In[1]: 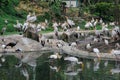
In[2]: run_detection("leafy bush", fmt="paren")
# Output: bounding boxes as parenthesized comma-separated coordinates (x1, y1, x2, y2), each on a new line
(0, 0, 20, 16)
(89, 2, 114, 21)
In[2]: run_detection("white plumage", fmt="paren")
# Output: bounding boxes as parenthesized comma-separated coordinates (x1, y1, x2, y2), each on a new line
(85, 21, 93, 29)
(110, 68, 120, 74)
(64, 56, 82, 64)
(71, 42, 77, 47)
(67, 18, 75, 27)
(104, 39, 109, 45)
(71, 42, 77, 50)
(86, 43, 91, 50)
(93, 48, 100, 58)
(93, 48, 100, 53)
(77, 26, 80, 31)
(49, 53, 61, 59)
(13, 20, 23, 29)
(115, 43, 120, 49)
(110, 49, 120, 55)
(27, 12, 37, 22)
(1, 57, 5, 62)
(99, 18, 103, 24)
(93, 19, 98, 27)
(2, 44, 6, 49)
(109, 22, 115, 26)
(22, 21, 29, 31)
(91, 17, 95, 23)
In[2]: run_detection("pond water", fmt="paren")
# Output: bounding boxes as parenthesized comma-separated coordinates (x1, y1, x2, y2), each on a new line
(0, 52, 120, 80)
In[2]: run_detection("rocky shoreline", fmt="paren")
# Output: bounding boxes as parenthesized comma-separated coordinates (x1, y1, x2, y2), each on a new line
(0, 33, 119, 61)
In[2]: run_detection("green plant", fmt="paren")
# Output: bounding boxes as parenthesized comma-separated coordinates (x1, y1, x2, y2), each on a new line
(89, 2, 114, 21)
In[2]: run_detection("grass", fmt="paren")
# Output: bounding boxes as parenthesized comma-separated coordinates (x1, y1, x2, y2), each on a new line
(0, 14, 25, 32)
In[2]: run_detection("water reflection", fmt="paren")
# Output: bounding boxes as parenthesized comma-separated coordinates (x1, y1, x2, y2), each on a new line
(0, 52, 120, 80)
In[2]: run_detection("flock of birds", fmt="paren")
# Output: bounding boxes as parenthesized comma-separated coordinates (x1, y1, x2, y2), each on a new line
(0, 11, 120, 78)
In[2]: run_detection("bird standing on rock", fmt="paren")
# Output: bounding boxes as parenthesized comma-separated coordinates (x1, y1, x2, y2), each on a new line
(93, 48, 101, 60)
(86, 43, 92, 51)
(5, 41, 18, 48)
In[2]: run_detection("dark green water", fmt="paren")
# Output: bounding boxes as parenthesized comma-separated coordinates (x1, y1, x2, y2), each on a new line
(0, 52, 120, 80)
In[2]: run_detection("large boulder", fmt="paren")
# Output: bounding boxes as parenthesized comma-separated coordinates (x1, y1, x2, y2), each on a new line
(23, 27, 39, 42)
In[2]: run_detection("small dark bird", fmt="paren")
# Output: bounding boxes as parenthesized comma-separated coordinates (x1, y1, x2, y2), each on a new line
(5, 41, 18, 48)
(15, 48, 22, 52)
(41, 40, 45, 47)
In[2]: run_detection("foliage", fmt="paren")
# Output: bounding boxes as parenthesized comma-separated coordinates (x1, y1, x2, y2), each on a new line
(37, 1, 49, 9)
(0, 0, 26, 33)
(0, 0, 20, 16)
(49, 0, 62, 21)
(89, 2, 114, 21)
(113, 5, 120, 24)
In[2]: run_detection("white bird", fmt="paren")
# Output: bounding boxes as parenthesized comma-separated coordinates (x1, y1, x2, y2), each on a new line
(99, 18, 103, 24)
(115, 43, 120, 49)
(91, 17, 95, 23)
(57, 42, 63, 49)
(49, 53, 62, 59)
(66, 18, 75, 27)
(5, 20, 8, 25)
(104, 39, 109, 45)
(2, 44, 6, 49)
(71, 42, 77, 50)
(45, 19, 48, 24)
(13, 20, 23, 29)
(64, 56, 83, 64)
(86, 43, 92, 50)
(93, 48, 100, 58)
(77, 26, 80, 31)
(109, 22, 115, 26)
(27, 12, 37, 23)
(1, 57, 5, 62)
(22, 21, 29, 31)
(93, 38, 99, 42)
(85, 21, 93, 29)
(27, 12, 32, 20)
(110, 68, 120, 74)
(53, 22, 58, 28)
(61, 21, 68, 29)
(93, 19, 98, 27)
(110, 49, 120, 55)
